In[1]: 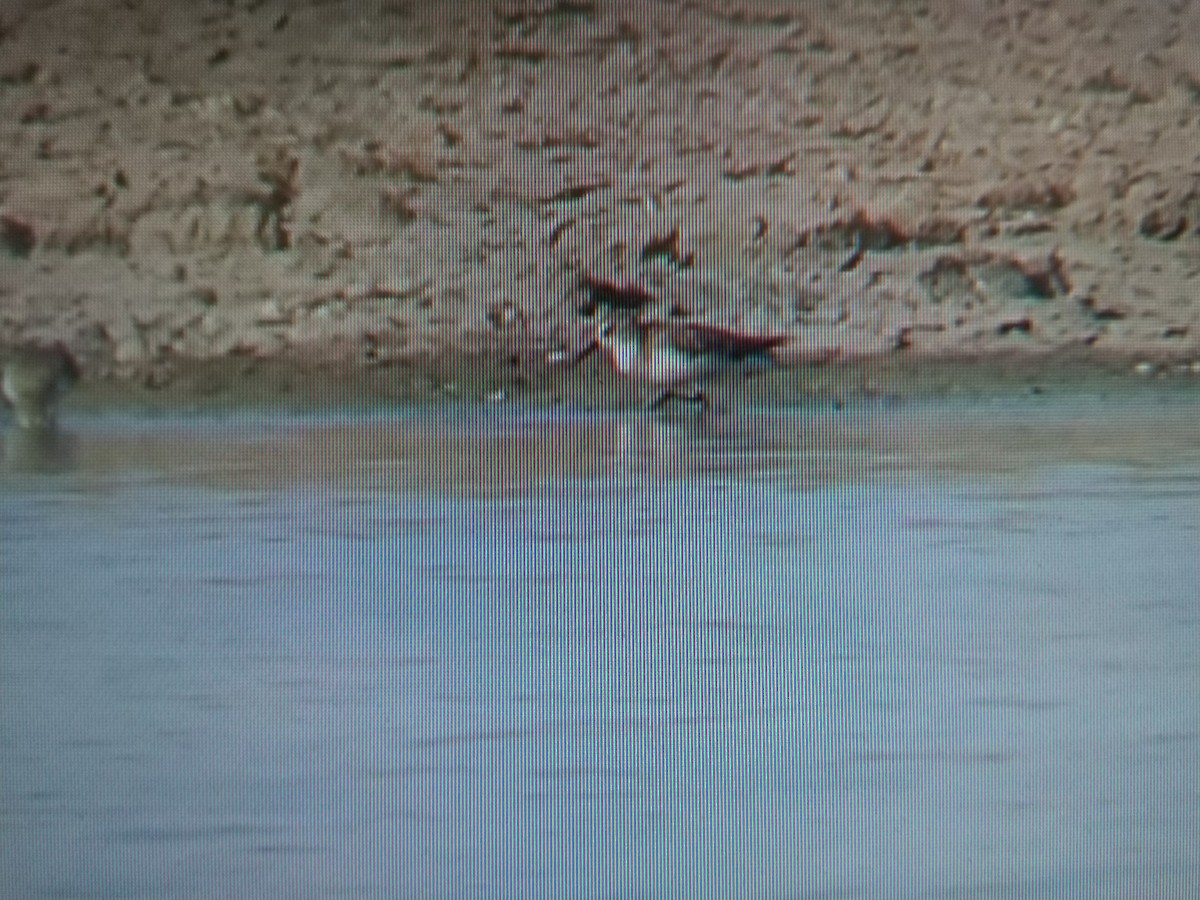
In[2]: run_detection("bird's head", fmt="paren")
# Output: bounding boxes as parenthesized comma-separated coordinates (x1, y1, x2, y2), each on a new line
(570, 277, 652, 368)
(577, 276, 654, 317)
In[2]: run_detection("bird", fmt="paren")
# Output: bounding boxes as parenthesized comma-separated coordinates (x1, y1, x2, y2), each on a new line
(571, 277, 789, 409)
(1, 342, 81, 431)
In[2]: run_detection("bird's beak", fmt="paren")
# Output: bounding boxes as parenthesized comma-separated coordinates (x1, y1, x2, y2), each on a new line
(568, 340, 599, 369)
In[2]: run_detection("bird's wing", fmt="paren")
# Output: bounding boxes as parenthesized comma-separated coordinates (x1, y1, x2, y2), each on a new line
(671, 321, 790, 359)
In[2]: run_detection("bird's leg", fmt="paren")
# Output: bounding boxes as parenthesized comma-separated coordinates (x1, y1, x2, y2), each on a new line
(567, 340, 599, 370)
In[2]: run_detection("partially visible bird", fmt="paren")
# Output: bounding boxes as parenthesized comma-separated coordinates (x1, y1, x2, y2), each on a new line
(1, 342, 81, 430)
(571, 277, 788, 409)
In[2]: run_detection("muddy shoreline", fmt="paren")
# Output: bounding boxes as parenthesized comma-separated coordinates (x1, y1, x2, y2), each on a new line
(3, 0, 1200, 394)
(51, 345, 1199, 419)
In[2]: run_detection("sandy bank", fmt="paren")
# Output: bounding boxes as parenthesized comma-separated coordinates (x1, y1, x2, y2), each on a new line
(2, 0, 1199, 399)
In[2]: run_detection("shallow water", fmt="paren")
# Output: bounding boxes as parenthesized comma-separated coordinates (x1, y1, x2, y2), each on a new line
(2, 399, 1199, 898)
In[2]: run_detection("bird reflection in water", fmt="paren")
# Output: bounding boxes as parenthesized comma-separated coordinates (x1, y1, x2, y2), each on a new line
(1, 425, 77, 473)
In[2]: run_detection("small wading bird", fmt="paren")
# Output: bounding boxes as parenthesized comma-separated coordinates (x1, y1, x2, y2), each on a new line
(1, 342, 81, 430)
(571, 277, 789, 409)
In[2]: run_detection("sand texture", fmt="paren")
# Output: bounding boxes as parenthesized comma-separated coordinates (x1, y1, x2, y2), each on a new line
(1, 0, 1199, 393)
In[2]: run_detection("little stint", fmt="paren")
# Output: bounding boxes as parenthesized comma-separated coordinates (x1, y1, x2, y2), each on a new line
(1, 342, 81, 430)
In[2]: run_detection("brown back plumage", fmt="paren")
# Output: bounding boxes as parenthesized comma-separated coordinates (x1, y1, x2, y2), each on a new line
(661, 321, 789, 360)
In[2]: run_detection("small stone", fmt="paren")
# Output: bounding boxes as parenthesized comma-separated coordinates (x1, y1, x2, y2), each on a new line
(256, 300, 286, 323)
(113, 336, 146, 363)
(0, 214, 37, 256)
(1133, 361, 1157, 376)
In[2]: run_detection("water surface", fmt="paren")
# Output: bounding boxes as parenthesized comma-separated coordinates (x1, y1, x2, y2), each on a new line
(2, 399, 1198, 898)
